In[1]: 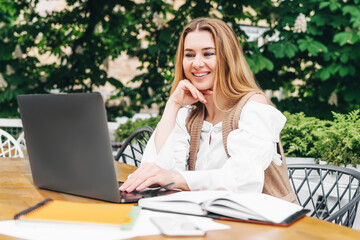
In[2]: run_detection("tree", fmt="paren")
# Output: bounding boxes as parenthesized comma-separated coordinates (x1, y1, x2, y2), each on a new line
(0, 0, 140, 119)
(260, 0, 360, 119)
(1, 0, 358, 120)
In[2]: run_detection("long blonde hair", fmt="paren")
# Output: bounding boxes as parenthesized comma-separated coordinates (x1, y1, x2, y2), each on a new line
(171, 17, 263, 110)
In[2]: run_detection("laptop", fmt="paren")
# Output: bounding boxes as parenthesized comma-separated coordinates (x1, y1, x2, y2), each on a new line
(17, 93, 175, 203)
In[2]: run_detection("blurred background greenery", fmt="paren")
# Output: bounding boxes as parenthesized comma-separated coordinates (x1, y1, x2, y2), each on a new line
(1, 0, 359, 120)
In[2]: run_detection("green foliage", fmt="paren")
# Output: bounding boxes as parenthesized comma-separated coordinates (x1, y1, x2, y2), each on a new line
(114, 116, 160, 142)
(282, 110, 360, 167)
(281, 112, 328, 158)
(0, 0, 140, 119)
(113, 0, 274, 116)
(273, 97, 341, 120)
(261, 0, 360, 117)
(313, 110, 360, 167)
(1, 0, 359, 121)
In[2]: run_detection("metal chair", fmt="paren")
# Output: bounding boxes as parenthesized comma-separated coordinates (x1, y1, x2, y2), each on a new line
(114, 126, 154, 166)
(0, 129, 25, 158)
(288, 164, 360, 227)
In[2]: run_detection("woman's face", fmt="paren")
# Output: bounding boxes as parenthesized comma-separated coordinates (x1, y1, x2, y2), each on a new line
(183, 30, 216, 91)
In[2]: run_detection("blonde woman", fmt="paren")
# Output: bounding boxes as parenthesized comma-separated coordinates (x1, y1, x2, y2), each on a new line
(120, 18, 296, 202)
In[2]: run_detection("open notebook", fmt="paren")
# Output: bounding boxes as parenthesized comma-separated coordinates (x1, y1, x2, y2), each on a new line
(139, 191, 309, 226)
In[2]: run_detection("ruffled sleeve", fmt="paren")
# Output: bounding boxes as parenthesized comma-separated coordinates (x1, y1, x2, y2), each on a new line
(179, 101, 287, 193)
(141, 107, 191, 171)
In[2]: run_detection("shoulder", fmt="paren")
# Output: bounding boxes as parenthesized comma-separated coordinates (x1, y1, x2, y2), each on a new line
(248, 93, 269, 105)
(235, 101, 286, 141)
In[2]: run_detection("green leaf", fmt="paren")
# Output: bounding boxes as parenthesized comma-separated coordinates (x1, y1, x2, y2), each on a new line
(260, 56, 274, 71)
(350, 33, 359, 43)
(340, 54, 349, 63)
(329, 2, 341, 12)
(148, 44, 158, 55)
(268, 43, 285, 58)
(311, 15, 326, 27)
(319, 2, 330, 9)
(312, 41, 328, 53)
(333, 32, 351, 46)
(342, 6, 359, 16)
(339, 66, 349, 77)
(284, 43, 298, 58)
(297, 38, 326, 56)
(108, 77, 124, 88)
(319, 68, 331, 81)
(297, 39, 308, 52)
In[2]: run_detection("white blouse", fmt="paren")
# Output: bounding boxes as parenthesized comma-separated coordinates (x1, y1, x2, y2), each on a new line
(141, 101, 287, 194)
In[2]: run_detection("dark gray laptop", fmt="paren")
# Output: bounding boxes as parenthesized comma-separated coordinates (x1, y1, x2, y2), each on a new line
(18, 93, 176, 203)
(18, 93, 123, 202)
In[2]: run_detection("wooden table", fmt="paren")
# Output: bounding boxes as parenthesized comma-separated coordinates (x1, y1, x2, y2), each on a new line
(1, 157, 360, 240)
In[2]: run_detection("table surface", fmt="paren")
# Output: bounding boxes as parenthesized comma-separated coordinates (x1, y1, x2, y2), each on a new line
(1, 157, 360, 240)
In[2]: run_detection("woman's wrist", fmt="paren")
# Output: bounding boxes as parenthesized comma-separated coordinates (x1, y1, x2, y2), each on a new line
(172, 171, 190, 191)
(166, 97, 183, 110)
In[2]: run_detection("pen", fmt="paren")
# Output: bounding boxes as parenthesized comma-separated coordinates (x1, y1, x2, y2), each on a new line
(149, 182, 175, 197)
(160, 182, 175, 190)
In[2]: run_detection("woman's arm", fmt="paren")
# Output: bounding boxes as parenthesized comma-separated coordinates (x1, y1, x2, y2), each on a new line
(154, 80, 211, 153)
(120, 80, 212, 192)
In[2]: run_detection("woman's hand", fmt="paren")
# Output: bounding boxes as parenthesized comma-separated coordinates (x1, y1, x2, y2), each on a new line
(169, 80, 213, 108)
(119, 163, 190, 192)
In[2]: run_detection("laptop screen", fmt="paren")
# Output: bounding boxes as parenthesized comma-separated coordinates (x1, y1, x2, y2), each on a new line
(18, 93, 121, 202)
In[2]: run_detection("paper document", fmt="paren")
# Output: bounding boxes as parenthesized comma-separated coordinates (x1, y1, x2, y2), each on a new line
(0, 210, 229, 240)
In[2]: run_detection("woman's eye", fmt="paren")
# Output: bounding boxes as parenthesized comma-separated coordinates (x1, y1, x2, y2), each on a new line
(204, 52, 215, 57)
(185, 53, 195, 58)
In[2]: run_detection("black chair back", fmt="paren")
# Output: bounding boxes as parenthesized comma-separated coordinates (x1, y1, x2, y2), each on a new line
(288, 164, 360, 227)
(114, 126, 154, 166)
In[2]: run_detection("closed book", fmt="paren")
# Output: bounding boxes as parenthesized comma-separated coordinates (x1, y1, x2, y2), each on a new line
(14, 199, 141, 230)
(138, 191, 309, 226)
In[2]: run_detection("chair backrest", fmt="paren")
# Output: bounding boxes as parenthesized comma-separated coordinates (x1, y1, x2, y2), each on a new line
(17, 131, 26, 148)
(288, 164, 360, 227)
(0, 129, 25, 158)
(114, 126, 154, 166)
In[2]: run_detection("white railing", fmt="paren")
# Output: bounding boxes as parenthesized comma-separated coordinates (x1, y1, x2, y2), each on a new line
(0, 118, 122, 149)
(0, 113, 155, 153)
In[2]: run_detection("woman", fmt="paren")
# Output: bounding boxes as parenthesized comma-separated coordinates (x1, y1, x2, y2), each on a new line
(120, 17, 296, 202)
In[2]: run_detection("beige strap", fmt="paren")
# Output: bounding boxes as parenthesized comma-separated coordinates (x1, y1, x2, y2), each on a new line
(186, 105, 205, 171)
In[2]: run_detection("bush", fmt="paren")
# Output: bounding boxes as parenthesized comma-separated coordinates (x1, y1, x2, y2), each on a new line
(282, 110, 360, 167)
(115, 111, 360, 167)
(281, 112, 329, 158)
(114, 116, 161, 142)
(312, 110, 360, 167)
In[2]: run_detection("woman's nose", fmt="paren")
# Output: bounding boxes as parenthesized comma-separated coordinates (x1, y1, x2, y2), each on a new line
(193, 55, 204, 68)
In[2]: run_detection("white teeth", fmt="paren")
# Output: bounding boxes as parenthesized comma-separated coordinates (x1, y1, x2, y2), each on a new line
(194, 73, 207, 77)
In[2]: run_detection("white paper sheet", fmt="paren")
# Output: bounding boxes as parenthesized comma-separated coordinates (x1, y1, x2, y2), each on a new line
(0, 210, 230, 240)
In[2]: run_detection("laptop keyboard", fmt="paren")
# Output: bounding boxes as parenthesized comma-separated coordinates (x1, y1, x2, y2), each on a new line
(117, 181, 179, 203)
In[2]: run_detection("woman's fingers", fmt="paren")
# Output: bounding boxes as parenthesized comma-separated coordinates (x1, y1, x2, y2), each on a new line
(119, 163, 175, 192)
(201, 89, 213, 97)
(178, 80, 207, 104)
(119, 164, 151, 191)
(120, 163, 162, 192)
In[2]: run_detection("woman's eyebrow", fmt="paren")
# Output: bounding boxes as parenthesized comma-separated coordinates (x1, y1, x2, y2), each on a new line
(202, 47, 215, 50)
(184, 47, 215, 51)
